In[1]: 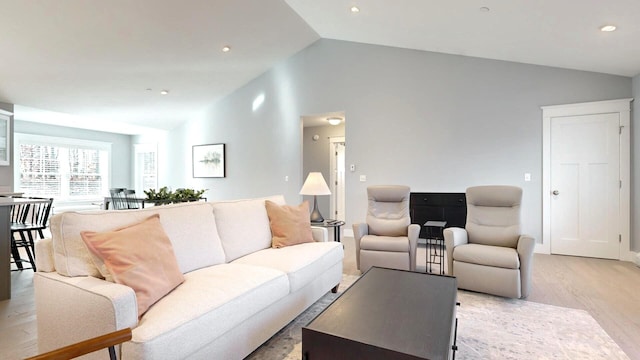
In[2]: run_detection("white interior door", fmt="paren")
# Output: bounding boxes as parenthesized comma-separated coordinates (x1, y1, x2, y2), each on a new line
(329, 137, 345, 221)
(550, 113, 620, 259)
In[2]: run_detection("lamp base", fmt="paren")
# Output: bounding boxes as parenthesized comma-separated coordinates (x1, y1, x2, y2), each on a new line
(309, 195, 325, 223)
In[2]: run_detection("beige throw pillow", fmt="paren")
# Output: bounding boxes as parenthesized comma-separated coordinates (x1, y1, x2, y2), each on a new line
(265, 200, 314, 248)
(80, 214, 185, 317)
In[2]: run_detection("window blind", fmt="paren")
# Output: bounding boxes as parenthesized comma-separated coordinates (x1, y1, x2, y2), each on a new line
(15, 134, 111, 201)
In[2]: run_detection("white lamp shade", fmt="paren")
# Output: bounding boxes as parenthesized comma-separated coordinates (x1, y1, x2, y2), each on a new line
(300, 172, 331, 195)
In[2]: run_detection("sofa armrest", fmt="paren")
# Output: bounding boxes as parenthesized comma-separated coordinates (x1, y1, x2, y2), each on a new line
(517, 234, 536, 298)
(34, 272, 138, 355)
(35, 237, 55, 273)
(443, 227, 468, 276)
(310, 226, 329, 242)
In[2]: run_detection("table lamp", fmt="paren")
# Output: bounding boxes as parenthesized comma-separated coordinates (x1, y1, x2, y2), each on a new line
(300, 172, 331, 223)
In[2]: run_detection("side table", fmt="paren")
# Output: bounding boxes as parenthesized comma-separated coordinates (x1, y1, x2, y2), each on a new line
(424, 221, 447, 275)
(312, 219, 345, 242)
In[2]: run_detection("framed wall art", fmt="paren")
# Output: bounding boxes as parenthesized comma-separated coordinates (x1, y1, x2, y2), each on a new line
(193, 143, 225, 178)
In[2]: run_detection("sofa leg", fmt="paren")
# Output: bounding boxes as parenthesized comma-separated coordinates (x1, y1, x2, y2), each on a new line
(331, 285, 339, 293)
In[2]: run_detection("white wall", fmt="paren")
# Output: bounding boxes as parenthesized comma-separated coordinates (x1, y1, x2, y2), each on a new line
(164, 39, 633, 250)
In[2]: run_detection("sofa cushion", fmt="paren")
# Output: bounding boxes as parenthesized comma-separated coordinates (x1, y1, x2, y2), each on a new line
(232, 242, 343, 293)
(453, 243, 520, 269)
(81, 214, 185, 316)
(51, 202, 225, 277)
(265, 200, 314, 248)
(127, 263, 289, 359)
(211, 195, 286, 262)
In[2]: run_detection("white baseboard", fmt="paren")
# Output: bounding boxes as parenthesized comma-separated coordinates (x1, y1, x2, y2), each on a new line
(633, 252, 640, 267)
(534, 242, 550, 254)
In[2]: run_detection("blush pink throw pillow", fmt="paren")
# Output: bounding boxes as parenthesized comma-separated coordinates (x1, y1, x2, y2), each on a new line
(80, 214, 184, 316)
(265, 200, 314, 248)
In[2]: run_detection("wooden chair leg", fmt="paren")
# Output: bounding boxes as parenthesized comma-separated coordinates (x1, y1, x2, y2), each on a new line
(25, 231, 37, 271)
(19, 230, 36, 271)
(10, 237, 24, 270)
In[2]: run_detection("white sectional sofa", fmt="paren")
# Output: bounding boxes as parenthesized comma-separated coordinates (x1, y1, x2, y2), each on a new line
(34, 195, 344, 359)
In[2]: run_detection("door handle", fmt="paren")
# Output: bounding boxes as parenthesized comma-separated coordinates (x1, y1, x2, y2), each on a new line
(552, 190, 559, 195)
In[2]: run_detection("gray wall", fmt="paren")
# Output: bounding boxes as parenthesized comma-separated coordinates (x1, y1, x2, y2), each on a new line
(162, 62, 309, 202)
(14, 120, 133, 190)
(164, 39, 634, 250)
(303, 123, 345, 218)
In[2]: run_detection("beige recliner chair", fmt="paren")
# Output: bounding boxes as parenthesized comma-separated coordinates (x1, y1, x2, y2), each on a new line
(444, 185, 535, 298)
(353, 185, 420, 273)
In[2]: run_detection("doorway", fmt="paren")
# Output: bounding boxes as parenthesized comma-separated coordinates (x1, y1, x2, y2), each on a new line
(329, 137, 346, 221)
(541, 99, 631, 260)
(301, 112, 346, 225)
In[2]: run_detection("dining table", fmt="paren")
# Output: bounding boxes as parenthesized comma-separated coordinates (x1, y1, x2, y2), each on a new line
(1, 197, 51, 300)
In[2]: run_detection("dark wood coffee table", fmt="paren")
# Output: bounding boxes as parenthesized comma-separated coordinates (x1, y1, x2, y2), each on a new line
(302, 267, 458, 360)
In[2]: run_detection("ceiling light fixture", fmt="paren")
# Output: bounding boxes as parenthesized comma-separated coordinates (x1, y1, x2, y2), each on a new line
(222, 45, 231, 52)
(160, 90, 169, 95)
(600, 25, 617, 32)
(350, 6, 360, 13)
(327, 117, 342, 126)
(479, 6, 490, 12)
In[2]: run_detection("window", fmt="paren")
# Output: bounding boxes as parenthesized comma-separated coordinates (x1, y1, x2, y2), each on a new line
(134, 143, 158, 195)
(14, 134, 111, 202)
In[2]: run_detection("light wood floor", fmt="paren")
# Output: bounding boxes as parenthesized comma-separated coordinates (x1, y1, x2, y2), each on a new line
(2, 238, 639, 359)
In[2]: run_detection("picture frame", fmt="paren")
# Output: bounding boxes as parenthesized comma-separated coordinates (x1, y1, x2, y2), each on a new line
(192, 143, 225, 178)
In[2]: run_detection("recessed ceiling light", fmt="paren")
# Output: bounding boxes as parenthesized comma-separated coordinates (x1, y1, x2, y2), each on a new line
(222, 45, 231, 52)
(350, 6, 360, 13)
(160, 90, 169, 95)
(600, 25, 617, 32)
(479, 6, 490, 12)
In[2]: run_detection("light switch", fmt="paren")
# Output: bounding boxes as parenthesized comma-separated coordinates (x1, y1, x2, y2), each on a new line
(524, 173, 531, 182)
(359, 175, 367, 182)
(284, 176, 289, 182)
(350, 164, 356, 172)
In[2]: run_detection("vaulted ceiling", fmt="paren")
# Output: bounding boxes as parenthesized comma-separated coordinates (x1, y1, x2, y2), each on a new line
(1, 0, 638, 133)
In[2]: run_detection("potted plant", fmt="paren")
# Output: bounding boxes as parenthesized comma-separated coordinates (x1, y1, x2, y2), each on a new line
(144, 187, 207, 205)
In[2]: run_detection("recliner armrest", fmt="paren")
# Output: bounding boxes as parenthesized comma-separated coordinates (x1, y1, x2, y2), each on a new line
(517, 234, 536, 298)
(352, 223, 369, 242)
(444, 227, 468, 248)
(516, 234, 535, 257)
(408, 224, 420, 271)
(352, 223, 369, 270)
(443, 227, 468, 275)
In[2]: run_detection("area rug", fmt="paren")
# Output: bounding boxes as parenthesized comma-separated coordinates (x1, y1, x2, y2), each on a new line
(246, 274, 629, 360)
